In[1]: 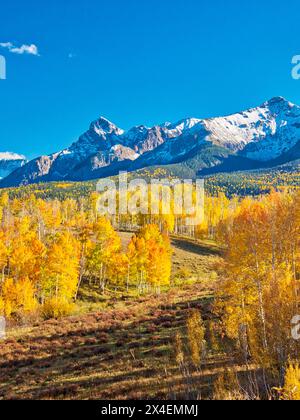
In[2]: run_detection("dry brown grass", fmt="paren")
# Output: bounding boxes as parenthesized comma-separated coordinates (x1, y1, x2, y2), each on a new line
(0, 237, 255, 400)
(0, 285, 214, 400)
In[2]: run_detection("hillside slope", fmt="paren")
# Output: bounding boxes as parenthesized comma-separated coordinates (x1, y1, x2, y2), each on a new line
(0, 238, 224, 400)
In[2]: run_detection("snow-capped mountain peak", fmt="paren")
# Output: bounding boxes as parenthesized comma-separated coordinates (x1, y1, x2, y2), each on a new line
(123, 125, 150, 142)
(90, 116, 124, 137)
(262, 96, 296, 111)
(0, 152, 26, 179)
(166, 118, 202, 131)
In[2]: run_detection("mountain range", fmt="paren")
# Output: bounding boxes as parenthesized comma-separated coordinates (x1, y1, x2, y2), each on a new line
(1, 96, 300, 187)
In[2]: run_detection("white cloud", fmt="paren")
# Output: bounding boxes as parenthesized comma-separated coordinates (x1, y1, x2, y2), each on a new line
(0, 42, 40, 56)
(10, 44, 39, 55)
(0, 42, 13, 49)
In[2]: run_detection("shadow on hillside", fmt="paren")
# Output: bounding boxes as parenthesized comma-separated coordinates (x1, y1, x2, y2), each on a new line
(171, 237, 222, 257)
(0, 293, 225, 400)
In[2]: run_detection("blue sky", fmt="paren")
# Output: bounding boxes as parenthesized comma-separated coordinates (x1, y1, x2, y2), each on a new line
(0, 0, 300, 159)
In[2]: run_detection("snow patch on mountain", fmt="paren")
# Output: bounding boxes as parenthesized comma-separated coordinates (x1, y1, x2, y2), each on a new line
(0, 152, 26, 161)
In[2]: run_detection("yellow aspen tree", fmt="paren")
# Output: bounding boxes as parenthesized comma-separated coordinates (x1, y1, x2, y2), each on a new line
(42, 231, 80, 302)
(87, 217, 121, 293)
(130, 225, 172, 293)
(277, 363, 300, 400)
(0, 277, 37, 318)
(0, 233, 8, 283)
(187, 309, 206, 367)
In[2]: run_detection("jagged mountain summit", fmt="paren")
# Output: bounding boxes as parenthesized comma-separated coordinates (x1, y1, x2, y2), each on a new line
(0, 153, 26, 179)
(1, 96, 300, 187)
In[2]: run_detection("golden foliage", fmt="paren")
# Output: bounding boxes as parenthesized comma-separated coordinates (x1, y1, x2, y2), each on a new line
(186, 309, 206, 367)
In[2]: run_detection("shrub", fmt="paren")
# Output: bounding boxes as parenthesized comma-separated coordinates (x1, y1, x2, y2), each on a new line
(0, 278, 38, 319)
(276, 363, 300, 400)
(41, 298, 75, 320)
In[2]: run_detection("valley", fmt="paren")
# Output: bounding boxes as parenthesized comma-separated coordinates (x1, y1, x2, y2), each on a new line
(0, 181, 299, 400)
